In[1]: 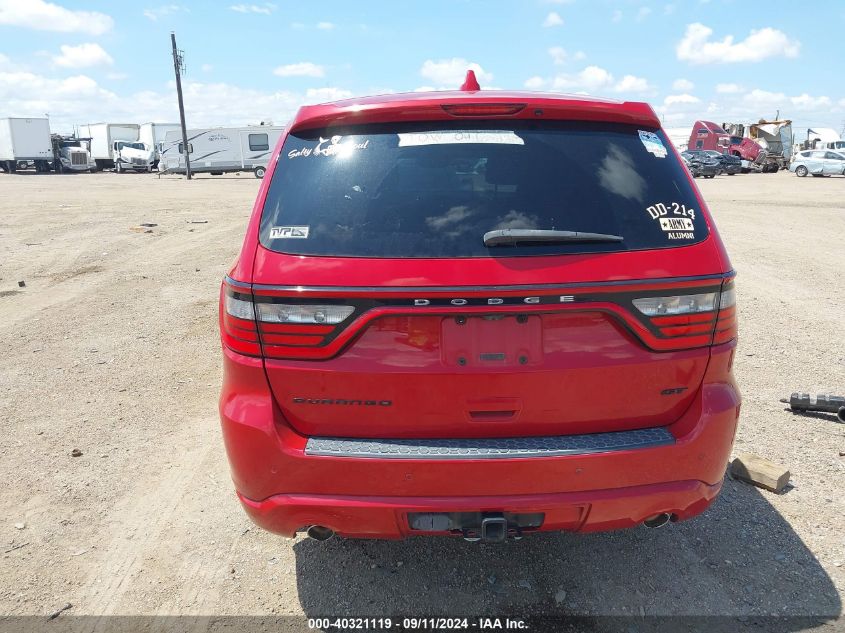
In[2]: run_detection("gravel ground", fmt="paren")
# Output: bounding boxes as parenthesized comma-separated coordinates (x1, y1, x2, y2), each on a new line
(0, 171, 843, 631)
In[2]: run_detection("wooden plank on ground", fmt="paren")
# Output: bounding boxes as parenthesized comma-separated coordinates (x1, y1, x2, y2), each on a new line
(730, 453, 790, 493)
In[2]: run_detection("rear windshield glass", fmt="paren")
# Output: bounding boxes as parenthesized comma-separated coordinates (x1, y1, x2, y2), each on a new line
(260, 121, 708, 258)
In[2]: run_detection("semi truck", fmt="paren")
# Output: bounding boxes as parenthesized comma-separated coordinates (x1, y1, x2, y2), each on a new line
(688, 120, 771, 173)
(743, 120, 793, 171)
(0, 117, 53, 173)
(79, 123, 155, 172)
(50, 135, 96, 173)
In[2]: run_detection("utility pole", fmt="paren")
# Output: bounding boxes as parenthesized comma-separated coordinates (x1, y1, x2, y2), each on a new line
(170, 32, 192, 180)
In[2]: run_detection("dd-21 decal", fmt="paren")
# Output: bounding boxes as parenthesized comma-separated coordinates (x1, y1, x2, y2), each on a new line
(646, 202, 696, 240)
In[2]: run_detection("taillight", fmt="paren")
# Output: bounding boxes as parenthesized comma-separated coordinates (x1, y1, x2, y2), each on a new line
(220, 285, 261, 357)
(254, 301, 354, 358)
(254, 303, 353, 325)
(712, 280, 737, 344)
(631, 280, 736, 349)
(221, 282, 356, 359)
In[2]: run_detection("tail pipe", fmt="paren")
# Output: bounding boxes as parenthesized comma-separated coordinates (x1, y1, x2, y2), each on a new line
(643, 513, 672, 529)
(306, 525, 335, 541)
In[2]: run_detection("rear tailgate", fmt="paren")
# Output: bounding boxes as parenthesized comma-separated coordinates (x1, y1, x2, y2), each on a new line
(262, 306, 711, 439)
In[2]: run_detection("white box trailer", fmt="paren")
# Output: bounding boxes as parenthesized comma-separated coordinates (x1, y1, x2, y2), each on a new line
(159, 125, 285, 178)
(79, 123, 140, 170)
(139, 122, 180, 166)
(0, 117, 53, 173)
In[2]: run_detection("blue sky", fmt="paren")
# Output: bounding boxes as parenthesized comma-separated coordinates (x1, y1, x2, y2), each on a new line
(1, 0, 844, 139)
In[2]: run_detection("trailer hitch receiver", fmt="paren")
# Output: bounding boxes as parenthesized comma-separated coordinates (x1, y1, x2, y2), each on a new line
(480, 516, 508, 543)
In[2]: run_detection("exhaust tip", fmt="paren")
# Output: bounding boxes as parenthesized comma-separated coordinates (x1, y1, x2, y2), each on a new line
(643, 513, 672, 529)
(306, 525, 335, 541)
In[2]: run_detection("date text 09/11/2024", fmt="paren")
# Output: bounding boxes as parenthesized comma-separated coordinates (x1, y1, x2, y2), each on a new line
(306, 617, 529, 630)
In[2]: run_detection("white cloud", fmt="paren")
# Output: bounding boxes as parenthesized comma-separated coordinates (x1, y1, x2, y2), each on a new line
(143, 5, 187, 21)
(611, 10, 622, 23)
(547, 47, 586, 65)
(743, 88, 784, 106)
(636, 7, 652, 21)
(0, 53, 12, 71)
(543, 12, 564, 27)
(273, 62, 325, 78)
(316, 21, 335, 30)
(548, 46, 567, 65)
(664, 93, 700, 106)
(614, 74, 651, 93)
(106, 72, 127, 81)
(790, 93, 831, 109)
(305, 87, 353, 102)
(0, 0, 113, 35)
(524, 76, 546, 90)
(52, 43, 113, 69)
(677, 23, 800, 64)
(715, 82, 743, 94)
(738, 88, 832, 112)
(419, 58, 493, 88)
(672, 78, 694, 91)
(552, 65, 614, 93)
(229, 3, 275, 15)
(201, 64, 213, 73)
(0, 69, 363, 131)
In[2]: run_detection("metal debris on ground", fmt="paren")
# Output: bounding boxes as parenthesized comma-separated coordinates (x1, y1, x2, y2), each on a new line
(17, 280, 25, 287)
(47, 603, 72, 620)
(3, 542, 29, 554)
(70, 448, 83, 457)
(781, 392, 845, 422)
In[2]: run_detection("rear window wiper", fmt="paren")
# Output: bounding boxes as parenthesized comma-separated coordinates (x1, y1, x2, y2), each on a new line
(483, 229, 624, 247)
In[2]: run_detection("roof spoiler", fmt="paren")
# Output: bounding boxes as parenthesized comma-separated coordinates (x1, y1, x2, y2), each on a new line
(289, 96, 660, 133)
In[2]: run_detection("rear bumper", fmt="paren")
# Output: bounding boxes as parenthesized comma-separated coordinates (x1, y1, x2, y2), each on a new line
(239, 480, 722, 538)
(220, 343, 740, 538)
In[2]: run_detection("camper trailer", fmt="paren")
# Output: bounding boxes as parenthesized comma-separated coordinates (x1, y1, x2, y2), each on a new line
(139, 122, 180, 167)
(159, 125, 285, 177)
(0, 117, 53, 173)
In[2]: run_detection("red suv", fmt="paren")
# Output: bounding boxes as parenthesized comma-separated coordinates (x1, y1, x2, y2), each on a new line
(219, 74, 740, 542)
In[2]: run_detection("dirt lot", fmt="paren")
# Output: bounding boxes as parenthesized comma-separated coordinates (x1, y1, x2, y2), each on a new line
(0, 171, 843, 629)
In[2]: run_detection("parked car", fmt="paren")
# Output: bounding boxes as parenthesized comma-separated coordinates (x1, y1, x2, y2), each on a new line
(685, 149, 742, 175)
(789, 150, 845, 177)
(219, 73, 740, 542)
(681, 150, 719, 178)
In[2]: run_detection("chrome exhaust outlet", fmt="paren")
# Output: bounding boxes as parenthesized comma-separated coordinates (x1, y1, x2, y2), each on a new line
(643, 513, 671, 529)
(306, 525, 335, 541)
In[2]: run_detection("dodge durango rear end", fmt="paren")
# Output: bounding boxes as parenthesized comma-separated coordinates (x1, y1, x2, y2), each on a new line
(219, 75, 740, 542)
